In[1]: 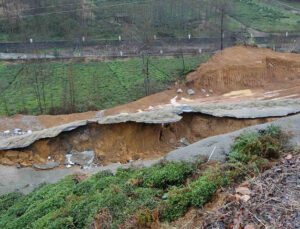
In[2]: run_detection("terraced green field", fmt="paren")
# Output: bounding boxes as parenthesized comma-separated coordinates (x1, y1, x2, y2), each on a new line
(0, 55, 209, 116)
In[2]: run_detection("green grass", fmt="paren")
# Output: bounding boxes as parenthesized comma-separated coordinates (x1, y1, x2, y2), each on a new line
(0, 125, 288, 228)
(233, 0, 300, 32)
(0, 0, 299, 43)
(277, 0, 300, 10)
(0, 55, 210, 116)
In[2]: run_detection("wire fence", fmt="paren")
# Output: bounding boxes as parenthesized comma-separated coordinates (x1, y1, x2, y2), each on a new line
(0, 35, 299, 60)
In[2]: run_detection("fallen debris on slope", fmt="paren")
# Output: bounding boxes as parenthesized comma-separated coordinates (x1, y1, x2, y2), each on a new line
(0, 114, 299, 195)
(0, 112, 277, 167)
(199, 151, 300, 229)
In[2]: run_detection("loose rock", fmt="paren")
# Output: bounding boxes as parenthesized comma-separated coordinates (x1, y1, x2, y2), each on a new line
(187, 89, 195, 95)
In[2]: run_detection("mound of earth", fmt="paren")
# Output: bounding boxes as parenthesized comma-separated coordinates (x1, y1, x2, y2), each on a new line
(186, 46, 300, 93)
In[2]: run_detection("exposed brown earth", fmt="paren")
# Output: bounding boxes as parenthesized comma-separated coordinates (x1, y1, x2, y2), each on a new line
(187, 46, 300, 94)
(0, 113, 277, 167)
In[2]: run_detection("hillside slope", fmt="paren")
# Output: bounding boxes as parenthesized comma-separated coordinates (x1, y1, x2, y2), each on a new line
(0, 0, 299, 42)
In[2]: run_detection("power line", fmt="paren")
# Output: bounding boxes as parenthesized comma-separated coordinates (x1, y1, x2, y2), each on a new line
(0, 0, 157, 21)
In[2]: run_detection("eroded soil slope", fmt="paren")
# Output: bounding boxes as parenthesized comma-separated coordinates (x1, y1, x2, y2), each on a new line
(0, 113, 277, 167)
(186, 46, 300, 93)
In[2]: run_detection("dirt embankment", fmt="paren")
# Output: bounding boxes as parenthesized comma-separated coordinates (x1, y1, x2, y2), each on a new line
(0, 113, 277, 168)
(186, 46, 300, 93)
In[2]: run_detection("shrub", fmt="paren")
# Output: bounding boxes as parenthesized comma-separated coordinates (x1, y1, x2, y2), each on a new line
(229, 125, 286, 163)
(0, 192, 23, 215)
(138, 162, 193, 189)
(189, 172, 226, 208)
(135, 209, 152, 228)
(160, 188, 191, 222)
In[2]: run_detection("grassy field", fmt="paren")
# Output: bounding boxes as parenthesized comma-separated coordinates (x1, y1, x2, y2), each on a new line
(0, 55, 210, 116)
(232, 0, 300, 32)
(0, 125, 288, 228)
(278, 0, 300, 10)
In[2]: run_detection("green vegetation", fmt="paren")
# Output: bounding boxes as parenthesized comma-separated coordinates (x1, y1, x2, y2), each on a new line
(0, 125, 289, 228)
(232, 0, 300, 32)
(0, 55, 209, 116)
(0, 0, 299, 43)
(278, 0, 300, 10)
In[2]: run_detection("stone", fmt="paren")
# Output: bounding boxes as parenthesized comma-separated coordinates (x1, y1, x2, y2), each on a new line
(240, 194, 250, 202)
(180, 137, 190, 146)
(244, 223, 256, 229)
(235, 186, 251, 195)
(65, 150, 95, 166)
(95, 110, 105, 118)
(0, 158, 14, 166)
(187, 89, 195, 95)
(33, 161, 59, 170)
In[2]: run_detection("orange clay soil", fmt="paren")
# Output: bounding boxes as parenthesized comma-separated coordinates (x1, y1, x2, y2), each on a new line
(0, 46, 299, 132)
(0, 113, 277, 167)
(187, 46, 300, 92)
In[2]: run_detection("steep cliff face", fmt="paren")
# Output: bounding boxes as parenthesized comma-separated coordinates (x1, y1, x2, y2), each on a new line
(0, 113, 276, 168)
(186, 46, 300, 93)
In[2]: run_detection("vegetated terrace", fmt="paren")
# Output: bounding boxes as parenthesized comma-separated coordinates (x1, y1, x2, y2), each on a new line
(0, 54, 210, 116)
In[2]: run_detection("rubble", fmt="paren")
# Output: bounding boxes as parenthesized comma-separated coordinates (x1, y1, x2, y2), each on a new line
(187, 89, 195, 95)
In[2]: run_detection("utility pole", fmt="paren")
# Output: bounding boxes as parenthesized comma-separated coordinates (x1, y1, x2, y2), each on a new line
(220, 8, 224, 51)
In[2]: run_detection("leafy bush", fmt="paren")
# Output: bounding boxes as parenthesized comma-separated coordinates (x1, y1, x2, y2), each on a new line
(138, 162, 193, 189)
(229, 125, 286, 163)
(0, 192, 23, 215)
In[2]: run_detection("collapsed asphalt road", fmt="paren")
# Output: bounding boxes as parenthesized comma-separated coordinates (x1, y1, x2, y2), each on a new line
(1, 113, 299, 195)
